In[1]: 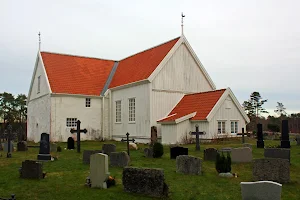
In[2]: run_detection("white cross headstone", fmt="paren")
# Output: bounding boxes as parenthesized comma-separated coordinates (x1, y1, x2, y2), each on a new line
(90, 153, 110, 189)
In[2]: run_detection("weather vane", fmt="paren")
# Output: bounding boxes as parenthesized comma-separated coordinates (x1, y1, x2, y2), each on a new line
(181, 12, 185, 35)
(38, 31, 41, 51)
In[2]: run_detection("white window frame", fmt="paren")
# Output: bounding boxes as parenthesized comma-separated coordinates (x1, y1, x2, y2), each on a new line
(128, 98, 135, 123)
(37, 75, 41, 94)
(231, 121, 238, 134)
(218, 121, 226, 134)
(66, 118, 77, 128)
(85, 98, 91, 107)
(115, 100, 121, 123)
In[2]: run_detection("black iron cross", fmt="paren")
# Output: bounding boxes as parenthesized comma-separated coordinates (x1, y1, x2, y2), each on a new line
(190, 124, 206, 151)
(70, 120, 87, 153)
(6, 124, 13, 158)
(121, 132, 135, 156)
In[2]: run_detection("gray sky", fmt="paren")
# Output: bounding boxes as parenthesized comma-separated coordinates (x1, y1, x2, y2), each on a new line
(0, 0, 299, 116)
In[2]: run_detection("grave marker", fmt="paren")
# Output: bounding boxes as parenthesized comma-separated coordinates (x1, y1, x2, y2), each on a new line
(89, 153, 110, 189)
(102, 144, 116, 156)
(257, 123, 264, 148)
(170, 146, 188, 159)
(190, 124, 205, 151)
(6, 124, 13, 158)
(204, 148, 218, 161)
(264, 148, 290, 162)
(70, 120, 87, 153)
(281, 120, 290, 148)
(83, 150, 102, 164)
(231, 147, 252, 163)
(67, 137, 75, 150)
(121, 132, 135, 156)
(110, 151, 130, 167)
(240, 181, 282, 200)
(176, 155, 202, 175)
(37, 133, 51, 161)
(20, 160, 43, 179)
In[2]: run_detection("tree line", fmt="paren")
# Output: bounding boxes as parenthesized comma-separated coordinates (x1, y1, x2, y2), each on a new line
(243, 91, 300, 133)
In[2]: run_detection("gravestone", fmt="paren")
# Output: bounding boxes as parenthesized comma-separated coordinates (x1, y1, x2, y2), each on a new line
(243, 143, 252, 150)
(253, 158, 290, 183)
(190, 125, 205, 151)
(50, 143, 57, 152)
(20, 160, 43, 179)
(240, 181, 282, 200)
(144, 148, 153, 158)
(151, 126, 158, 145)
(90, 153, 110, 189)
(83, 150, 102, 164)
(170, 146, 188, 159)
(17, 141, 28, 151)
(67, 137, 75, 149)
(110, 151, 130, 167)
(122, 167, 168, 197)
(257, 123, 264, 148)
(4, 142, 14, 152)
(280, 120, 290, 148)
(37, 133, 51, 161)
(219, 147, 232, 153)
(176, 155, 202, 175)
(264, 148, 290, 162)
(102, 144, 116, 156)
(296, 135, 300, 145)
(0, 143, 3, 151)
(121, 132, 135, 155)
(231, 147, 252, 163)
(70, 120, 87, 153)
(204, 148, 218, 161)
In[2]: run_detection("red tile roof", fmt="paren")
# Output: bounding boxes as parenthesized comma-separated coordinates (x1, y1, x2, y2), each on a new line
(109, 37, 180, 88)
(158, 89, 226, 122)
(41, 52, 115, 95)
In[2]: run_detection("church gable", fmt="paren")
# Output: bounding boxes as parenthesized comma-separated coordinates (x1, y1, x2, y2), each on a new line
(28, 53, 51, 101)
(151, 39, 215, 93)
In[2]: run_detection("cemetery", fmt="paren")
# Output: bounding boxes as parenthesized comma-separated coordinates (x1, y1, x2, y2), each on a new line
(0, 126, 299, 200)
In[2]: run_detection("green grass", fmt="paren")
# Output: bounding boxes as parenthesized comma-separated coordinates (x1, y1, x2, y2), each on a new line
(0, 138, 299, 200)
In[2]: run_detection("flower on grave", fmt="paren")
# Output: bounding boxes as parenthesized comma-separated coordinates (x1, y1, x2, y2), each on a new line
(106, 176, 116, 188)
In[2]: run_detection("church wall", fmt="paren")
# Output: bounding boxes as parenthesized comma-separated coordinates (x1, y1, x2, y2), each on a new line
(209, 95, 246, 139)
(176, 119, 192, 143)
(111, 83, 151, 141)
(28, 54, 51, 101)
(152, 43, 213, 93)
(27, 94, 51, 143)
(50, 95, 102, 142)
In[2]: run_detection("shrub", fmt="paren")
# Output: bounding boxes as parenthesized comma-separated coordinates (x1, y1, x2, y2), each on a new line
(57, 146, 62, 152)
(215, 152, 231, 173)
(153, 142, 164, 158)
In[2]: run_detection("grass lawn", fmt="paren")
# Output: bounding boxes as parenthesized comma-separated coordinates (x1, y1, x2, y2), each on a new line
(0, 138, 299, 200)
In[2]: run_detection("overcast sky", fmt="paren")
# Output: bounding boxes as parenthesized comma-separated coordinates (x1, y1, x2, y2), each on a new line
(0, 0, 299, 116)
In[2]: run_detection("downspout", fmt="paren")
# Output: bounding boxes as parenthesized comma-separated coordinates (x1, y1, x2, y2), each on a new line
(101, 96, 104, 141)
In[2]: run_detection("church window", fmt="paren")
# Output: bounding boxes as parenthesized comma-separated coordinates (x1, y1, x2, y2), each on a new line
(129, 98, 135, 122)
(86, 98, 91, 107)
(37, 75, 41, 93)
(66, 118, 77, 127)
(231, 121, 238, 134)
(116, 100, 121, 122)
(218, 121, 226, 134)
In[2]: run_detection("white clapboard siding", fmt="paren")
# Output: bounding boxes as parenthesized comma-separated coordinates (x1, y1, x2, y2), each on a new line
(209, 96, 246, 138)
(190, 121, 210, 139)
(111, 83, 151, 140)
(27, 94, 51, 142)
(176, 120, 192, 143)
(103, 97, 110, 139)
(50, 95, 102, 142)
(161, 124, 177, 144)
(152, 43, 213, 93)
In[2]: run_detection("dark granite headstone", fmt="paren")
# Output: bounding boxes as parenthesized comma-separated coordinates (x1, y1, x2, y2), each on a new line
(170, 146, 188, 159)
(102, 144, 116, 155)
(82, 150, 102, 164)
(17, 141, 28, 151)
(20, 160, 43, 179)
(204, 148, 218, 161)
(110, 151, 130, 167)
(122, 167, 168, 197)
(67, 137, 75, 149)
(144, 148, 153, 158)
(264, 148, 290, 162)
(37, 133, 51, 161)
(281, 120, 290, 148)
(257, 124, 264, 148)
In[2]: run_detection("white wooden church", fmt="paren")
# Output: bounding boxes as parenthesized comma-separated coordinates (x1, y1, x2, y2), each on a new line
(27, 34, 250, 144)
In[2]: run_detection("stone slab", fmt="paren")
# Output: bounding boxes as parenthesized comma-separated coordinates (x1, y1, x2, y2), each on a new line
(264, 148, 290, 162)
(4, 142, 13, 152)
(241, 181, 282, 200)
(122, 167, 168, 197)
(170, 146, 188, 159)
(231, 147, 252, 163)
(102, 144, 116, 155)
(50, 143, 57, 152)
(20, 160, 43, 179)
(17, 141, 28, 151)
(110, 151, 130, 167)
(83, 150, 102, 164)
(204, 148, 218, 161)
(176, 155, 202, 175)
(90, 153, 110, 189)
(144, 148, 153, 158)
(243, 143, 252, 150)
(253, 158, 290, 183)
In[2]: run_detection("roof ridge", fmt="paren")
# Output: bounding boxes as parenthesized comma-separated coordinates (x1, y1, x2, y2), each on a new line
(41, 51, 116, 62)
(184, 88, 227, 96)
(119, 36, 181, 61)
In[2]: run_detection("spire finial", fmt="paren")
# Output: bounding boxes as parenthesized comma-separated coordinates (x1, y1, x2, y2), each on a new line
(181, 12, 185, 35)
(38, 32, 41, 51)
